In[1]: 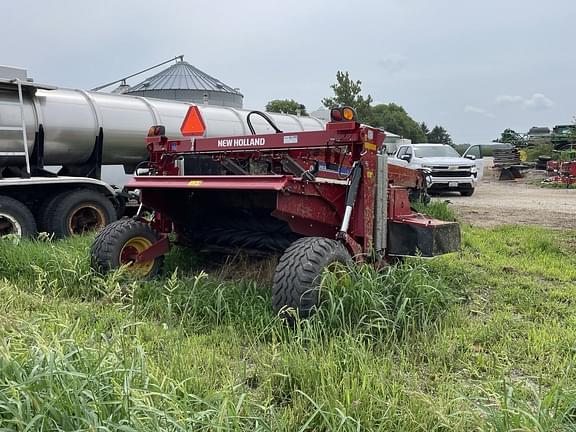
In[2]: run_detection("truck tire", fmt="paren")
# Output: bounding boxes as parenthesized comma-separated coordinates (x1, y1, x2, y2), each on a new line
(459, 186, 475, 197)
(37, 192, 65, 234)
(272, 237, 352, 318)
(90, 219, 163, 277)
(0, 196, 37, 238)
(40, 189, 116, 238)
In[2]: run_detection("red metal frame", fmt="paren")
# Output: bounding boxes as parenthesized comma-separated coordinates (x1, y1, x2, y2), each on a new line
(137, 121, 383, 257)
(192, 121, 360, 153)
(135, 236, 170, 263)
(129, 175, 291, 190)
(129, 117, 449, 262)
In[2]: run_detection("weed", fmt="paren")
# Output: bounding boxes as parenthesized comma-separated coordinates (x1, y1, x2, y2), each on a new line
(412, 199, 457, 221)
(0, 225, 575, 430)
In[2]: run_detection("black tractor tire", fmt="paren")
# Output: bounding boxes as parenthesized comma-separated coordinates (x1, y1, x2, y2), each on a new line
(176, 215, 300, 254)
(272, 237, 352, 318)
(40, 189, 117, 238)
(90, 218, 163, 277)
(459, 187, 475, 197)
(0, 196, 37, 238)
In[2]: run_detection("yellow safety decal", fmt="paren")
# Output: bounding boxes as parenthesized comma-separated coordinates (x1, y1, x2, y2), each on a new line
(364, 142, 377, 151)
(188, 180, 203, 187)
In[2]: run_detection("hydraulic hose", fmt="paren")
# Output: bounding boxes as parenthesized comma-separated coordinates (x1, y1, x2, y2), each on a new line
(246, 111, 283, 135)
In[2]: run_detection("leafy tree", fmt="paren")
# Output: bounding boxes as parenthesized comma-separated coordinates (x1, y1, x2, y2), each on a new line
(427, 126, 453, 144)
(321, 71, 452, 144)
(266, 99, 308, 116)
(496, 128, 525, 146)
(420, 122, 430, 137)
(369, 103, 427, 143)
(322, 71, 373, 122)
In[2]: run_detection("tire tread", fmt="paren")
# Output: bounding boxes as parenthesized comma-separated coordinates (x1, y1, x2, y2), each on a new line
(41, 189, 116, 238)
(0, 195, 37, 237)
(272, 237, 352, 317)
(90, 218, 162, 276)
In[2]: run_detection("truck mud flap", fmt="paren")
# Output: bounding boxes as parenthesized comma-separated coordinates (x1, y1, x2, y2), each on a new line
(387, 220, 461, 257)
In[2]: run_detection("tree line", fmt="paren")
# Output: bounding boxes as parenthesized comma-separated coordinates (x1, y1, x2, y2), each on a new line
(265, 71, 452, 144)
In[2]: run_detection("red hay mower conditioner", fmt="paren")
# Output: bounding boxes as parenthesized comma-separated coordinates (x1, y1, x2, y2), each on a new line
(91, 106, 460, 317)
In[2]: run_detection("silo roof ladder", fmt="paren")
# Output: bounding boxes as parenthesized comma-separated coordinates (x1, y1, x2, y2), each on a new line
(0, 79, 31, 177)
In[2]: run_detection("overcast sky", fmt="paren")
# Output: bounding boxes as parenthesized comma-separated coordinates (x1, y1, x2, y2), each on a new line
(2, 0, 574, 143)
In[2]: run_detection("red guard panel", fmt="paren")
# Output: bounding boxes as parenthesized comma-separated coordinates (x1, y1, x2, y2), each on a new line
(192, 122, 367, 153)
(126, 175, 291, 191)
(193, 130, 348, 153)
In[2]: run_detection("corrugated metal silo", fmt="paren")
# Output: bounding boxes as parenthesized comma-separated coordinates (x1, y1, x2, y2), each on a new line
(123, 58, 243, 108)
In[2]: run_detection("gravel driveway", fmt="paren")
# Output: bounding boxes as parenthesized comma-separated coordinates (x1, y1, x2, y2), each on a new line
(439, 178, 576, 229)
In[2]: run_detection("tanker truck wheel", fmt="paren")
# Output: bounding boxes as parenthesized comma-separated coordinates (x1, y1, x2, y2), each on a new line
(90, 219, 163, 277)
(0, 196, 37, 238)
(40, 189, 116, 238)
(272, 237, 352, 319)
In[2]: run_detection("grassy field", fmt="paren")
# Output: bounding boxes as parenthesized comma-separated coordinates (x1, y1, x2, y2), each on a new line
(1, 207, 576, 431)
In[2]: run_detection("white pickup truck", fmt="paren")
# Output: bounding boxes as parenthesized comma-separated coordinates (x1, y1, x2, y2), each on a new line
(390, 143, 483, 196)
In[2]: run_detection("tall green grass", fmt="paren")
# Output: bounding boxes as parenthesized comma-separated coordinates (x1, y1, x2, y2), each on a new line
(0, 225, 575, 430)
(0, 237, 460, 430)
(412, 199, 457, 221)
(0, 235, 454, 338)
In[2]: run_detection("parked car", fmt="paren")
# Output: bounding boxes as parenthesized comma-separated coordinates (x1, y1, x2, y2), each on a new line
(390, 143, 483, 196)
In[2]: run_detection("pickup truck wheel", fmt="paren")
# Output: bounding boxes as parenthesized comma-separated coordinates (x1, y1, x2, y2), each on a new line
(0, 196, 36, 238)
(40, 189, 116, 238)
(272, 237, 352, 319)
(90, 219, 163, 277)
(459, 187, 475, 197)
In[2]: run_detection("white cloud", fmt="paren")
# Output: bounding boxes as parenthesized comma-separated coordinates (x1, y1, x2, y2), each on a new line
(524, 93, 554, 110)
(495, 95, 524, 104)
(464, 105, 495, 118)
(495, 93, 554, 110)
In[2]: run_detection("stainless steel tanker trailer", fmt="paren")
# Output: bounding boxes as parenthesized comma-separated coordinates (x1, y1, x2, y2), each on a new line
(0, 65, 325, 238)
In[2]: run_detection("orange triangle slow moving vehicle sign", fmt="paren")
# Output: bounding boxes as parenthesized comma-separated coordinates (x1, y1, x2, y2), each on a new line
(180, 106, 206, 136)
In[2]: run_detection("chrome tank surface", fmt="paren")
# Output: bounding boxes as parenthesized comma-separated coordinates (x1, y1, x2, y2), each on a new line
(0, 85, 325, 167)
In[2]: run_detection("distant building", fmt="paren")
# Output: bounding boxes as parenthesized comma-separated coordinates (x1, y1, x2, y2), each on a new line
(527, 126, 551, 138)
(123, 58, 243, 108)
